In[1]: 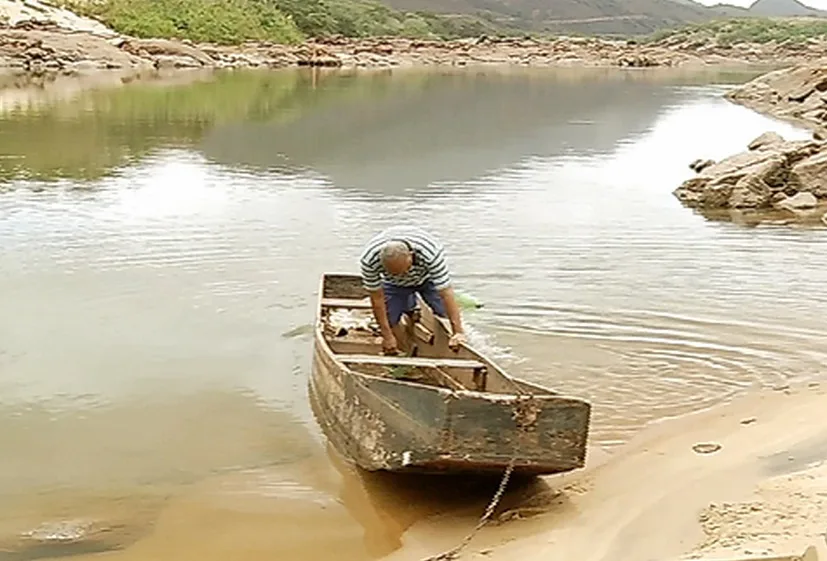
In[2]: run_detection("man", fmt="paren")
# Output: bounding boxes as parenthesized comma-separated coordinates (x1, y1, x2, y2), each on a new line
(359, 226, 467, 355)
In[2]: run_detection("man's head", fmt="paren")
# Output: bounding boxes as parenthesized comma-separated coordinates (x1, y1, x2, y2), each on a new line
(380, 240, 413, 276)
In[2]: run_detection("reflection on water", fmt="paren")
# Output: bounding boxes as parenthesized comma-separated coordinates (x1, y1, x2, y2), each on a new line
(1, 65, 827, 560)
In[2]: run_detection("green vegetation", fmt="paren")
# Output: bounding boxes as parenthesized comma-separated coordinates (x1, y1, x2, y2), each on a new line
(69, 0, 303, 44)
(62, 0, 508, 45)
(0, 69, 437, 182)
(647, 17, 827, 46)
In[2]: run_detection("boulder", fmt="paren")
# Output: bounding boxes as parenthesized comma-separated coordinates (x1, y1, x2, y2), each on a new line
(789, 150, 827, 198)
(747, 131, 784, 151)
(730, 173, 773, 208)
(775, 191, 818, 212)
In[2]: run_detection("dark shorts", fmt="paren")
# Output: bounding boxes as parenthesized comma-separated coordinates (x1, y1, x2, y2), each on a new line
(384, 281, 447, 327)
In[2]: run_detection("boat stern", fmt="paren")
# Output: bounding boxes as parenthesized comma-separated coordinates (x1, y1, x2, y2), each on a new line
(410, 391, 592, 476)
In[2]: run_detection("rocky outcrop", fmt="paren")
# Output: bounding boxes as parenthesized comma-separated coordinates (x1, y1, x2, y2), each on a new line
(674, 132, 827, 220)
(0, 0, 114, 36)
(673, 59, 827, 225)
(4, 0, 827, 80)
(726, 63, 827, 137)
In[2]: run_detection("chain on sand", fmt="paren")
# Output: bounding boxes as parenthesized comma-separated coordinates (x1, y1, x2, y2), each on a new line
(419, 457, 516, 561)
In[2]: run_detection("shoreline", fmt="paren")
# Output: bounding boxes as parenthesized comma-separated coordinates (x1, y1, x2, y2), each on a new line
(672, 60, 827, 224)
(0, 17, 822, 89)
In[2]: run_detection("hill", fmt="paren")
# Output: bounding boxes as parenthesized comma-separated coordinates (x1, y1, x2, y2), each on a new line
(378, 0, 717, 35)
(377, 0, 827, 35)
(51, 0, 827, 45)
(747, 0, 827, 17)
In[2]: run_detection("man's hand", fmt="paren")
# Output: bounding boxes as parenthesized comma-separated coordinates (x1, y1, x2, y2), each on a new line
(448, 332, 467, 351)
(382, 333, 399, 355)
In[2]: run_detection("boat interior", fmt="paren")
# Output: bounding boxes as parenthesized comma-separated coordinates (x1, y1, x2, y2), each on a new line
(318, 274, 536, 395)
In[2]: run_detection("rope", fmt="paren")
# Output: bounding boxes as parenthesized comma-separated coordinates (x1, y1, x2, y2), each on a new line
(419, 457, 516, 561)
(419, 394, 539, 561)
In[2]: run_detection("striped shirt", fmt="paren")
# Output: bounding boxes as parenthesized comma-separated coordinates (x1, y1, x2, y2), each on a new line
(359, 226, 452, 292)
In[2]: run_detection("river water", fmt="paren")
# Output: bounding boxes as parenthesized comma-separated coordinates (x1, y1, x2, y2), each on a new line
(1, 66, 825, 561)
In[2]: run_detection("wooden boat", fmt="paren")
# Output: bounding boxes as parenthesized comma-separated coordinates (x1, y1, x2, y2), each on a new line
(308, 273, 592, 476)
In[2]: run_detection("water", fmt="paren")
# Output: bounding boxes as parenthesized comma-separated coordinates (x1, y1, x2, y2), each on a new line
(1, 65, 826, 560)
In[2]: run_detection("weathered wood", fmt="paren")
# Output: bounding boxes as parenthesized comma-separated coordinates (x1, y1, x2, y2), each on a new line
(321, 297, 372, 309)
(413, 322, 435, 344)
(308, 272, 592, 476)
(339, 354, 485, 370)
(430, 366, 467, 391)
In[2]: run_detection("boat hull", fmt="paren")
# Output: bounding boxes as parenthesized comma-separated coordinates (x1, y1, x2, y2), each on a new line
(309, 327, 591, 476)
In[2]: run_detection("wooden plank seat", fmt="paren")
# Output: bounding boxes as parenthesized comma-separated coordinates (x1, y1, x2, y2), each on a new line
(321, 297, 372, 309)
(339, 354, 486, 370)
(321, 297, 372, 308)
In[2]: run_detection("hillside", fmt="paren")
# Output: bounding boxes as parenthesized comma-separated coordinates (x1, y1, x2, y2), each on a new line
(27, 0, 827, 45)
(747, 0, 827, 17)
(377, 0, 827, 35)
(379, 0, 717, 34)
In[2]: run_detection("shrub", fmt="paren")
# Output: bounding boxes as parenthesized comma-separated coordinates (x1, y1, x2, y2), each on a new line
(71, 0, 304, 44)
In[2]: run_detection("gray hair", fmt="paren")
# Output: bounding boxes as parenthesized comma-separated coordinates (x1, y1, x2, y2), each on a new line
(379, 240, 411, 266)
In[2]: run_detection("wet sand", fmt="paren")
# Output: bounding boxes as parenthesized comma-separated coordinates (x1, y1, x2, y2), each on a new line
(2, 443, 564, 561)
(9, 386, 825, 561)
(381, 383, 827, 561)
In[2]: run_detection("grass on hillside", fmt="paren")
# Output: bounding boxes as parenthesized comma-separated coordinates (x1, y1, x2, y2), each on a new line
(61, 0, 507, 45)
(647, 17, 827, 46)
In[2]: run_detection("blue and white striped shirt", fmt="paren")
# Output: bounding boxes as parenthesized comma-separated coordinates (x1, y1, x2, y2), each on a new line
(359, 226, 452, 292)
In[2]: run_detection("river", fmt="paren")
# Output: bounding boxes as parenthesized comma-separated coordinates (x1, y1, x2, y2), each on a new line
(0, 65, 825, 561)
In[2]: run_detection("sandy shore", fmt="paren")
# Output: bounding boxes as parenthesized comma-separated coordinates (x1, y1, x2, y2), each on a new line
(381, 383, 827, 561)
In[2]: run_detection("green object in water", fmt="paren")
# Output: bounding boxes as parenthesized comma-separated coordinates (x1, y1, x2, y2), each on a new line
(455, 291, 483, 310)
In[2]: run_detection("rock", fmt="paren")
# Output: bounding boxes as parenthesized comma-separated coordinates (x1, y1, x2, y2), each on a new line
(0, 512, 155, 561)
(730, 174, 772, 208)
(674, 133, 827, 214)
(775, 191, 818, 212)
(690, 158, 715, 172)
(748, 131, 784, 151)
(153, 54, 202, 69)
(693, 443, 722, 454)
(120, 38, 215, 66)
(700, 181, 734, 208)
(789, 151, 827, 198)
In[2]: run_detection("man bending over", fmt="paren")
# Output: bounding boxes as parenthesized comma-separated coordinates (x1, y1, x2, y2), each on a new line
(359, 226, 466, 355)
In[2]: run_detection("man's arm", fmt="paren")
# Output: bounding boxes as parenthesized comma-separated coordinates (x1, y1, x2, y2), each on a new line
(360, 259, 393, 339)
(438, 286, 464, 336)
(428, 249, 463, 336)
(368, 288, 393, 339)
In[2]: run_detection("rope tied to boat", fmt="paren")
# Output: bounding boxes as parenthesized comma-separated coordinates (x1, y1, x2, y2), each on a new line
(419, 394, 537, 561)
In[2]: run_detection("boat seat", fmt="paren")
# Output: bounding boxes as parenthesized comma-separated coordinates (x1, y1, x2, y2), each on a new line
(321, 298, 372, 309)
(340, 354, 486, 370)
